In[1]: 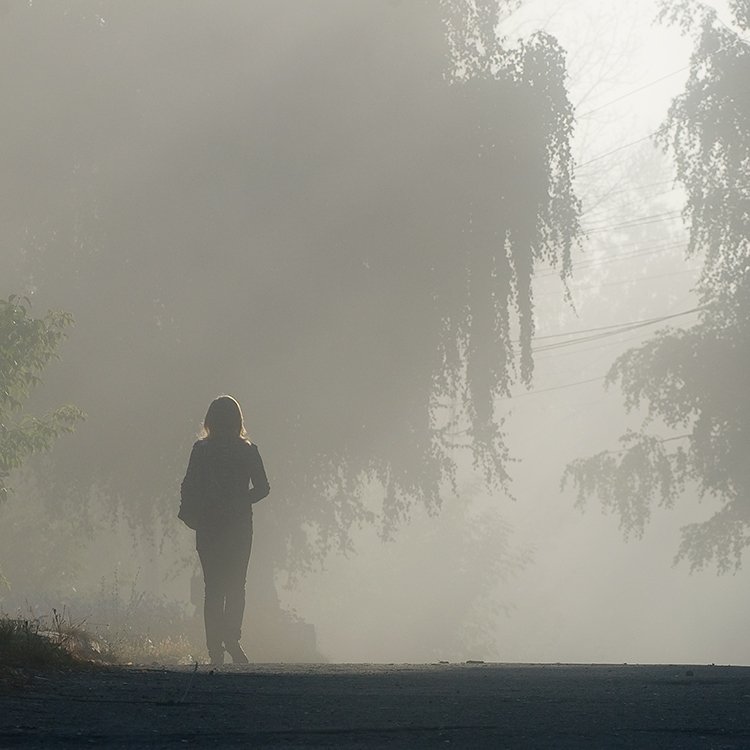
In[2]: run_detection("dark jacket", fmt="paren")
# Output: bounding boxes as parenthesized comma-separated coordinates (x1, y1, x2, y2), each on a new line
(179, 437, 270, 531)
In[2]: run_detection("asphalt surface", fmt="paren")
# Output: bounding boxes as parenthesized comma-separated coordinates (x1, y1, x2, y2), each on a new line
(2, 662, 750, 748)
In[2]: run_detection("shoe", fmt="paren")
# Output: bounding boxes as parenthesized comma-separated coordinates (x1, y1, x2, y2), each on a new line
(208, 650, 225, 666)
(225, 641, 249, 665)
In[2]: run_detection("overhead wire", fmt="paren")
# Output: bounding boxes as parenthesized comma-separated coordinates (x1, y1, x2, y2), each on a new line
(505, 375, 605, 398)
(574, 34, 744, 125)
(529, 306, 702, 343)
(536, 263, 699, 298)
(504, 308, 703, 399)
(536, 235, 689, 276)
(535, 240, 688, 280)
(577, 66, 689, 119)
(582, 433, 692, 457)
(499, 33, 746, 403)
(581, 177, 678, 200)
(575, 132, 659, 169)
(532, 329, 663, 361)
(583, 211, 683, 235)
(572, 35, 746, 177)
(531, 307, 702, 353)
(581, 185, 682, 219)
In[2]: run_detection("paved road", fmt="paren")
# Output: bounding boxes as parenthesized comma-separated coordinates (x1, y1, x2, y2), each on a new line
(2, 662, 750, 747)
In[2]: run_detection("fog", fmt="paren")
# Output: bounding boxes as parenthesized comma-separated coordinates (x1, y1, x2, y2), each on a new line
(2, 0, 749, 665)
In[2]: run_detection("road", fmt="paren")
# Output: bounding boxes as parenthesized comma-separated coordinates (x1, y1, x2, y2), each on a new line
(2, 662, 750, 747)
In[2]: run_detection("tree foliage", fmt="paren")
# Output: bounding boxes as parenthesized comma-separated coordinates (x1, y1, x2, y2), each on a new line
(564, 0, 750, 572)
(1, 1, 579, 573)
(0, 296, 84, 502)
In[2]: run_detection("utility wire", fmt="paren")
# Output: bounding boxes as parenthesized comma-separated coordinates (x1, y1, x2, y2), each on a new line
(536, 236, 689, 277)
(576, 132, 658, 169)
(506, 375, 605, 399)
(533, 329, 659, 361)
(582, 186, 681, 219)
(577, 66, 689, 118)
(583, 210, 683, 235)
(583, 208, 682, 231)
(499, 40, 748, 401)
(529, 306, 702, 343)
(583, 178, 678, 200)
(533, 315, 688, 353)
(575, 35, 746, 122)
(537, 265, 700, 297)
(573, 37, 747, 178)
(575, 265, 699, 290)
(535, 240, 688, 279)
(500, 304, 703, 401)
(589, 433, 692, 457)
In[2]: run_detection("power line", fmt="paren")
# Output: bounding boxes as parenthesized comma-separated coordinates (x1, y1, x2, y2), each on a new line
(536, 236, 689, 277)
(577, 66, 689, 118)
(575, 34, 746, 122)
(573, 37, 747, 183)
(500, 309, 704, 399)
(583, 210, 683, 234)
(583, 209, 682, 230)
(537, 264, 700, 297)
(505, 307, 701, 360)
(536, 241, 686, 279)
(505, 375, 605, 399)
(583, 178, 678, 200)
(582, 185, 682, 219)
(588, 433, 692, 457)
(533, 329, 659, 361)
(535, 240, 688, 279)
(532, 309, 697, 353)
(576, 132, 658, 169)
(574, 265, 699, 289)
(586, 233, 688, 252)
(529, 306, 702, 343)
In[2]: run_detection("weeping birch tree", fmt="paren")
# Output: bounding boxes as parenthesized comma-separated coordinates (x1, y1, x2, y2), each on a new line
(565, 0, 750, 572)
(1, 1, 579, 573)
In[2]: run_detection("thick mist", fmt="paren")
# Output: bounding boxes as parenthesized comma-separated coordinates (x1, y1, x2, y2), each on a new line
(2, 0, 749, 665)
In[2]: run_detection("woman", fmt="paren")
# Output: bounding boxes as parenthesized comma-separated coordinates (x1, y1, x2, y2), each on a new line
(179, 395, 270, 665)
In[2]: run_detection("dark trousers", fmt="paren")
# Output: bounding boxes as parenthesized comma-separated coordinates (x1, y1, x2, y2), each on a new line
(196, 521, 253, 656)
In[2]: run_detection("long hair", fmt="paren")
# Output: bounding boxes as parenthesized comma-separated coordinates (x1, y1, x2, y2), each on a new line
(202, 395, 247, 440)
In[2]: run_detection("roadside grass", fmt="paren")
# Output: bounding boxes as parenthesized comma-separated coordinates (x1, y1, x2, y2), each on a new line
(0, 608, 200, 672)
(1, 572, 204, 669)
(0, 612, 83, 669)
(101, 630, 198, 666)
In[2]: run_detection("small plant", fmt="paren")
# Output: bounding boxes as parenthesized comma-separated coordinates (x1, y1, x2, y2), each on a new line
(0, 606, 122, 671)
(76, 572, 200, 665)
(1, 571, 203, 666)
(0, 615, 77, 669)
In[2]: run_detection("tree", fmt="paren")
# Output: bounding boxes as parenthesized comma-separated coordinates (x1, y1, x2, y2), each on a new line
(0, 296, 84, 502)
(1, 1, 579, 584)
(564, 0, 750, 573)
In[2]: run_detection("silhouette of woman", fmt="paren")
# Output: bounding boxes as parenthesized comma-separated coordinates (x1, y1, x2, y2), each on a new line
(179, 395, 270, 665)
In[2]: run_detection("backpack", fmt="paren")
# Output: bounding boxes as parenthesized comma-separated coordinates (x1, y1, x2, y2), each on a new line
(178, 442, 213, 530)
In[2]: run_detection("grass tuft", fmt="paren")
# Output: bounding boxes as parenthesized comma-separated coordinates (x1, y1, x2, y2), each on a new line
(0, 608, 200, 671)
(0, 616, 78, 669)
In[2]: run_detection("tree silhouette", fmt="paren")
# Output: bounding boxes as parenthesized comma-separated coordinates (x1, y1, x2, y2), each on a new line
(1, 1, 579, 576)
(564, 0, 750, 572)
